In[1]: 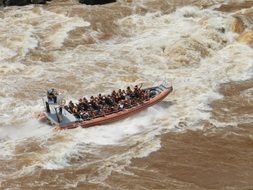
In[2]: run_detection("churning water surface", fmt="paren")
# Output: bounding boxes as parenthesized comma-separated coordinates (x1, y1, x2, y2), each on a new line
(0, 0, 253, 189)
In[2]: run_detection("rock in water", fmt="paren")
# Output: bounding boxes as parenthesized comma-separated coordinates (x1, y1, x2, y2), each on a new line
(3, 0, 31, 6)
(31, 0, 46, 4)
(2, 0, 47, 6)
(79, 0, 116, 5)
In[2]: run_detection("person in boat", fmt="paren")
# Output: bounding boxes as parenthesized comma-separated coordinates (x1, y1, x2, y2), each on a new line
(98, 94, 104, 105)
(98, 93, 102, 99)
(68, 100, 74, 108)
(111, 104, 119, 112)
(131, 98, 138, 106)
(113, 92, 120, 103)
(80, 110, 90, 120)
(121, 90, 126, 100)
(47, 89, 53, 100)
(123, 99, 131, 108)
(87, 96, 94, 109)
(101, 96, 106, 106)
(90, 96, 95, 102)
(90, 99, 101, 113)
(81, 97, 89, 110)
(104, 106, 113, 114)
(111, 90, 118, 104)
(126, 86, 132, 96)
(125, 87, 131, 101)
(65, 101, 75, 114)
(77, 98, 88, 112)
(119, 89, 125, 101)
(105, 95, 114, 107)
(72, 106, 80, 119)
(47, 88, 58, 103)
(66, 83, 153, 119)
(134, 84, 144, 100)
(64, 104, 73, 114)
(83, 97, 88, 102)
(68, 100, 75, 113)
(140, 89, 148, 101)
(111, 90, 117, 97)
(134, 85, 140, 99)
(119, 100, 124, 110)
(102, 105, 109, 114)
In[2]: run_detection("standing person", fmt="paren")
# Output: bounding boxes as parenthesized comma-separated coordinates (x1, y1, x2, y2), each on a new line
(47, 88, 58, 103)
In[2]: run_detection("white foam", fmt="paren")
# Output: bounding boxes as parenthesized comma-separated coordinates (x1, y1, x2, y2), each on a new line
(45, 17, 90, 48)
(0, 61, 26, 75)
(0, 4, 253, 182)
(0, 46, 17, 61)
(0, 7, 91, 61)
(36, 106, 167, 169)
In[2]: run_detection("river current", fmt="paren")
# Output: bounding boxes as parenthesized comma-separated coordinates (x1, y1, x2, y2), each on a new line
(0, 0, 253, 189)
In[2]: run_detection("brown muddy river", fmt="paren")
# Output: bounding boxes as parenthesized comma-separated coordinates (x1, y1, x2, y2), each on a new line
(0, 0, 253, 189)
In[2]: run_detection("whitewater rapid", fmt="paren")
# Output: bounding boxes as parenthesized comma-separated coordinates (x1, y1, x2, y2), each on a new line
(0, 0, 252, 188)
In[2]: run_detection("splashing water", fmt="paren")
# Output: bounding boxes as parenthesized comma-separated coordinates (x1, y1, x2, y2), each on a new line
(0, 0, 253, 189)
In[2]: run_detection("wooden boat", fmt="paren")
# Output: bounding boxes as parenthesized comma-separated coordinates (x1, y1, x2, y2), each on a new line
(38, 81, 173, 130)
